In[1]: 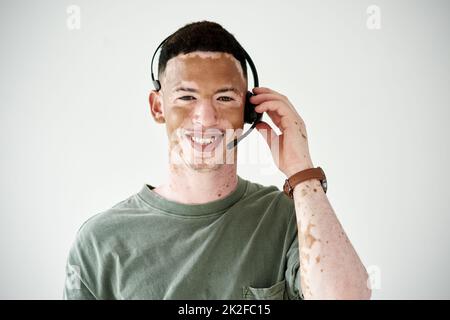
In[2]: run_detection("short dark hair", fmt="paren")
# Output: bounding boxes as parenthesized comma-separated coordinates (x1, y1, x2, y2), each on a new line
(157, 21, 248, 83)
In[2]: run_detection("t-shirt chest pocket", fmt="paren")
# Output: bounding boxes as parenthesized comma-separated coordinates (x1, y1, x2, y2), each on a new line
(242, 279, 286, 300)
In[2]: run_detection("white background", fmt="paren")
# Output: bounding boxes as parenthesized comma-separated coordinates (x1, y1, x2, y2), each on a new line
(1, 0, 449, 299)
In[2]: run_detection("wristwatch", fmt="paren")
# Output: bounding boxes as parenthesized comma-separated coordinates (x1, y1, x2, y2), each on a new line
(283, 167, 327, 199)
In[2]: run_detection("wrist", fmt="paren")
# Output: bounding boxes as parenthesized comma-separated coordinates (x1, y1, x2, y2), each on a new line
(292, 178, 321, 193)
(283, 166, 327, 199)
(283, 162, 314, 178)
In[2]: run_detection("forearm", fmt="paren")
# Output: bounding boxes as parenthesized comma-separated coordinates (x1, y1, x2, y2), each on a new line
(292, 179, 371, 300)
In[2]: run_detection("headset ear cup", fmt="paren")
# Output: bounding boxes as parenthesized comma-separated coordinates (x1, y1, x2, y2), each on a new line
(153, 80, 161, 92)
(244, 91, 257, 124)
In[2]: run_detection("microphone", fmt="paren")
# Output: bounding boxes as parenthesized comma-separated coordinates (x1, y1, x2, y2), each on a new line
(226, 121, 260, 150)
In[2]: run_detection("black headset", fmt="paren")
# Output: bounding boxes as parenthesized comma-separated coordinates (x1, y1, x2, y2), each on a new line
(150, 35, 263, 150)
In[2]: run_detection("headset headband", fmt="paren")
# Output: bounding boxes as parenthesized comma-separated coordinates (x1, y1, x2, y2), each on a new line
(150, 36, 259, 90)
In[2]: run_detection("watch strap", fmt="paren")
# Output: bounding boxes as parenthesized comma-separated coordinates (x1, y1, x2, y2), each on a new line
(283, 166, 327, 199)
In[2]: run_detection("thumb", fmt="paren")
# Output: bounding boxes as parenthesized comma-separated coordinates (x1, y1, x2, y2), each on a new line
(255, 121, 278, 149)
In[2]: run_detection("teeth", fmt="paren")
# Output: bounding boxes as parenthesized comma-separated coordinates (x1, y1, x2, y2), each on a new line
(191, 136, 216, 145)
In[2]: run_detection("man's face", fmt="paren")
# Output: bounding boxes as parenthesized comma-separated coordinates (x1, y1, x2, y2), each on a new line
(152, 51, 247, 172)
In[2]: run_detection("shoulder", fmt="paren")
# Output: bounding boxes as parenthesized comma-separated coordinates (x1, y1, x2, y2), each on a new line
(244, 178, 293, 205)
(240, 178, 295, 222)
(73, 192, 144, 247)
(65, 193, 144, 299)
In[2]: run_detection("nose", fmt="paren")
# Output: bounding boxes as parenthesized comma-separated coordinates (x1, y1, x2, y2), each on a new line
(192, 98, 218, 127)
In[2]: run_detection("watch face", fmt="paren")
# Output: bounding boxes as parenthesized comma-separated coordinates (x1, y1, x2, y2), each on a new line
(322, 179, 328, 192)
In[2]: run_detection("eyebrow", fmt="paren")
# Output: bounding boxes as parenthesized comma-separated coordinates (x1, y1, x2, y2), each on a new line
(173, 86, 241, 94)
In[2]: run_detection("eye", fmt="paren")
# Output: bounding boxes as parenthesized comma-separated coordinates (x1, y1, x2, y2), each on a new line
(218, 96, 234, 102)
(179, 96, 196, 101)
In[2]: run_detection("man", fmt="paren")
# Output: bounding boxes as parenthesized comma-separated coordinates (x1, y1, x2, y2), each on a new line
(63, 21, 371, 300)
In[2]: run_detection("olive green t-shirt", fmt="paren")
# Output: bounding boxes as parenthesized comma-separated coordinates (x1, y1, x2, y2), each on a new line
(63, 175, 303, 300)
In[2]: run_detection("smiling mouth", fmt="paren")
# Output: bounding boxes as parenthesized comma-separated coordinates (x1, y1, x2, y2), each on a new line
(184, 133, 225, 152)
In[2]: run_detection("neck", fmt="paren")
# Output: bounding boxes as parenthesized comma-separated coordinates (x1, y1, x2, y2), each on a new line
(155, 163, 239, 204)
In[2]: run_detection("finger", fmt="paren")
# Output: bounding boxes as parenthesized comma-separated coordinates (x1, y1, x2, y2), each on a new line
(256, 103, 300, 132)
(254, 100, 290, 116)
(252, 87, 284, 96)
(264, 109, 283, 128)
(250, 93, 287, 105)
(252, 87, 271, 93)
(255, 121, 279, 150)
(252, 87, 276, 94)
(259, 109, 284, 132)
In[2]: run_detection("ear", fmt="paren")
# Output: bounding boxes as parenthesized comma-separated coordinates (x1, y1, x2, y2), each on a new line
(149, 90, 165, 124)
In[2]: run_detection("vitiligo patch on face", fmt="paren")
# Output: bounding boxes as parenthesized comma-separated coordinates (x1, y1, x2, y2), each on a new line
(162, 51, 247, 91)
(176, 51, 246, 81)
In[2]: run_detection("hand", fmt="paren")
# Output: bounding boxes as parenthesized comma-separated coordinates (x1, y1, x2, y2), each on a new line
(250, 87, 314, 178)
